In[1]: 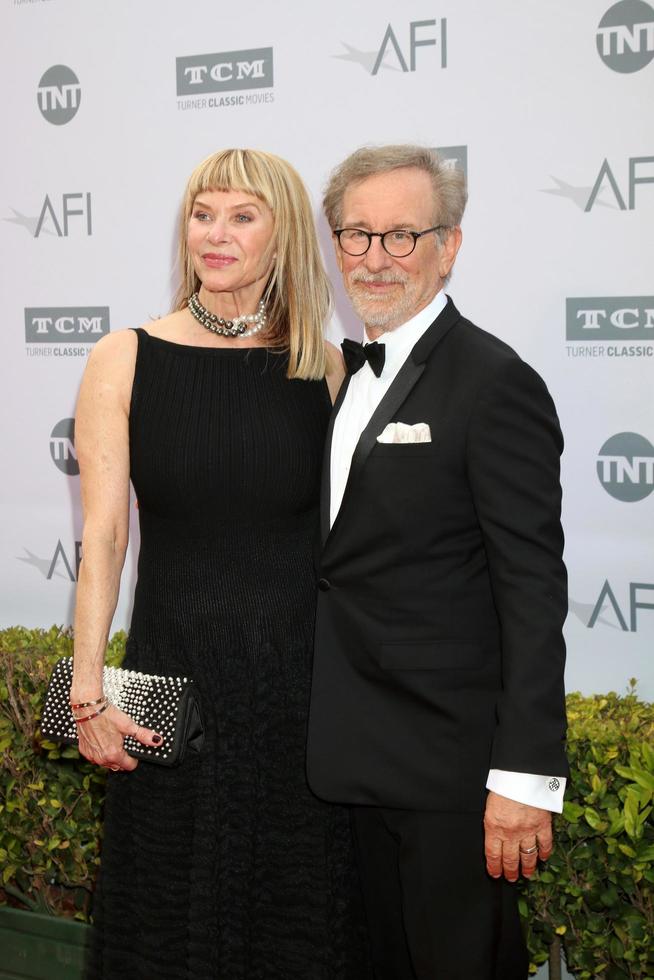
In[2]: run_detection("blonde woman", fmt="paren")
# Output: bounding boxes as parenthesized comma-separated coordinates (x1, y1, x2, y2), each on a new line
(72, 149, 368, 978)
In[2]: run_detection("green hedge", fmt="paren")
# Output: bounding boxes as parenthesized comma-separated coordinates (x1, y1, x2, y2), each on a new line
(1, 627, 653, 979)
(522, 685, 654, 978)
(0, 627, 125, 920)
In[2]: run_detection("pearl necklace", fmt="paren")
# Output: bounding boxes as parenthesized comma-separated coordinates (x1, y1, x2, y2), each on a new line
(188, 292, 267, 338)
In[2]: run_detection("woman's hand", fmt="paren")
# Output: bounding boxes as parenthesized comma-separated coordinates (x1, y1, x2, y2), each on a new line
(76, 702, 163, 772)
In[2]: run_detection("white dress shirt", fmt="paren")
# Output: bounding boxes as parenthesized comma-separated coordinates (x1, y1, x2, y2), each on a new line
(330, 290, 566, 813)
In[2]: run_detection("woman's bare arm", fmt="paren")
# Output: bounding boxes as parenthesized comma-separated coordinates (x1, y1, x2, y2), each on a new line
(72, 330, 160, 770)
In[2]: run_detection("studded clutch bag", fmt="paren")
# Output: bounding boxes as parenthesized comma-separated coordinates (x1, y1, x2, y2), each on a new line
(41, 657, 205, 767)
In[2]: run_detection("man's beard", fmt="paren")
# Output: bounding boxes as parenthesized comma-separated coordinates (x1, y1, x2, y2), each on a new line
(345, 269, 419, 332)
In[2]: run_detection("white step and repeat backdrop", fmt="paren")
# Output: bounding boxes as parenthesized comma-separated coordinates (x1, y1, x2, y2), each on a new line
(2, 0, 652, 699)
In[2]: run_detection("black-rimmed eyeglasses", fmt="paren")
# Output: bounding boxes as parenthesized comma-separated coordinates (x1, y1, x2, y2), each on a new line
(333, 225, 446, 258)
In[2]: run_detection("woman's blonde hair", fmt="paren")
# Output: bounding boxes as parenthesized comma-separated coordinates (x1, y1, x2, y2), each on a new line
(174, 148, 330, 379)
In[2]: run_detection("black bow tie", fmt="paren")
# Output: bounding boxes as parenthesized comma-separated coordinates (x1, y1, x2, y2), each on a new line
(341, 338, 386, 378)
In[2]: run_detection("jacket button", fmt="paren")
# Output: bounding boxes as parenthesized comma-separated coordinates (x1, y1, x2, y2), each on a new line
(318, 578, 331, 591)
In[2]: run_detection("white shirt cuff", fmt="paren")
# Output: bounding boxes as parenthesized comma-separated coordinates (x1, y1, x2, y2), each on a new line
(486, 769, 566, 813)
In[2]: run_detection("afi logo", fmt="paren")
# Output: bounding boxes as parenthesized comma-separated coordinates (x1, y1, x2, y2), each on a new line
(47, 540, 82, 581)
(34, 193, 92, 237)
(18, 540, 82, 581)
(597, 0, 654, 73)
(596, 432, 654, 502)
(50, 418, 78, 476)
(586, 156, 654, 211)
(587, 580, 654, 632)
(37, 65, 81, 125)
(25, 307, 110, 344)
(373, 19, 447, 74)
(543, 157, 654, 211)
(335, 19, 447, 75)
(566, 297, 654, 340)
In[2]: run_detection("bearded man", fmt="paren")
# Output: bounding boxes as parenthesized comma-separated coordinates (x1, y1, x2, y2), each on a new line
(307, 145, 568, 980)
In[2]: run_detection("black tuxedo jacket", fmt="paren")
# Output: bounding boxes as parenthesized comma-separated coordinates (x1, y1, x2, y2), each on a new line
(307, 298, 568, 812)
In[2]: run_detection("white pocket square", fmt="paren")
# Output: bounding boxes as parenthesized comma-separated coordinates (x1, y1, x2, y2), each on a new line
(376, 422, 431, 444)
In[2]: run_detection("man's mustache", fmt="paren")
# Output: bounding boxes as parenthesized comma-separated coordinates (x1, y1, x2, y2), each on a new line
(349, 270, 408, 286)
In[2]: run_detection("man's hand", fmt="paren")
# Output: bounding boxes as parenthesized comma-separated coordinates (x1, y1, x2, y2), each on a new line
(483, 791, 553, 882)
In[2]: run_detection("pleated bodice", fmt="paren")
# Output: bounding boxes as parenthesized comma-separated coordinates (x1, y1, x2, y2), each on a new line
(128, 330, 331, 652)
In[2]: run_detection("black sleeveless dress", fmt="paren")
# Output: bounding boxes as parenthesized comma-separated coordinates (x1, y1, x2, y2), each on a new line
(87, 330, 369, 980)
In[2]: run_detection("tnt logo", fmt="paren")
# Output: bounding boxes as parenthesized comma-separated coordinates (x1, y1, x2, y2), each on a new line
(597, 0, 654, 73)
(37, 65, 81, 124)
(597, 432, 654, 501)
(50, 418, 78, 476)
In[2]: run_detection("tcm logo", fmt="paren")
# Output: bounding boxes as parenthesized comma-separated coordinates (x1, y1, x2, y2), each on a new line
(18, 540, 82, 582)
(435, 145, 468, 182)
(543, 155, 654, 211)
(176, 48, 273, 95)
(597, 432, 654, 501)
(597, 0, 654, 73)
(567, 297, 654, 339)
(37, 65, 81, 125)
(335, 19, 447, 74)
(25, 307, 110, 344)
(50, 418, 78, 476)
(573, 580, 654, 633)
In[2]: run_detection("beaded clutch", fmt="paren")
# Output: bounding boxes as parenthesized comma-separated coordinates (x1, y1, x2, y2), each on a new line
(41, 657, 204, 767)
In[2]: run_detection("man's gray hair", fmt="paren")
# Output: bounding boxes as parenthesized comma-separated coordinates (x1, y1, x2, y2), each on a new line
(323, 144, 467, 237)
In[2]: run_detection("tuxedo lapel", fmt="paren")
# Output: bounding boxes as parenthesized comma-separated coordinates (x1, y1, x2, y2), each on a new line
(323, 298, 462, 550)
(320, 371, 352, 545)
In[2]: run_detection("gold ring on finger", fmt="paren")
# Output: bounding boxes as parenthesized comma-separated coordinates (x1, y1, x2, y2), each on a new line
(519, 844, 538, 855)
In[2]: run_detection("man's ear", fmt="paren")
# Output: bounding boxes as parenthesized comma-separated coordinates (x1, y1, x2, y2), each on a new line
(438, 227, 463, 280)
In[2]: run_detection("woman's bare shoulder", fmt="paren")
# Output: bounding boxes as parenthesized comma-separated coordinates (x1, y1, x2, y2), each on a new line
(136, 310, 188, 341)
(80, 328, 139, 411)
(86, 327, 138, 369)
